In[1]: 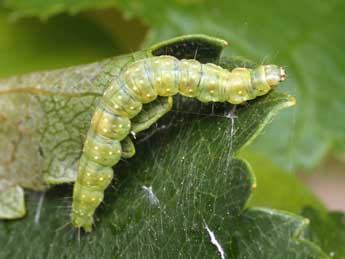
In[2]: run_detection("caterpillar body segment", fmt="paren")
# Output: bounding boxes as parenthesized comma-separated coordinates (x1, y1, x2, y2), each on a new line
(72, 156, 114, 231)
(72, 55, 287, 231)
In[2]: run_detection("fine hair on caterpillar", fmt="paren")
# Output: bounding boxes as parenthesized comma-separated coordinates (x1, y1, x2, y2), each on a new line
(71, 55, 287, 232)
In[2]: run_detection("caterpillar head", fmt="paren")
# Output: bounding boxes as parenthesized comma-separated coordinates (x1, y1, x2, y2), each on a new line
(252, 65, 287, 96)
(264, 65, 287, 86)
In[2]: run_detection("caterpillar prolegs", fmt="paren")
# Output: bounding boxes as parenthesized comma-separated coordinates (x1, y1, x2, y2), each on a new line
(71, 55, 287, 231)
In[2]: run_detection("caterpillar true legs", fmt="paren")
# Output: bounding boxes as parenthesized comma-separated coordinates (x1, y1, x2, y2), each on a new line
(71, 55, 286, 231)
(120, 97, 173, 159)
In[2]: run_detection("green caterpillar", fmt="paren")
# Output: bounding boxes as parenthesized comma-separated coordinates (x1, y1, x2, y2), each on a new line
(72, 55, 287, 231)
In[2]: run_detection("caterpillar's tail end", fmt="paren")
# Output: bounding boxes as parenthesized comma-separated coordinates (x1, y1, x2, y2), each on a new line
(72, 214, 93, 232)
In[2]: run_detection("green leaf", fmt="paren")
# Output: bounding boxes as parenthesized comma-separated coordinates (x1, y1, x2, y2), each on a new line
(0, 186, 25, 218)
(0, 87, 328, 257)
(0, 8, 119, 218)
(302, 207, 345, 259)
(229, 208, 328, 259)
(0, 26, 325, 255)
(0, 9, 118, 77)
(241, 151, 326, 214)
(0, 9, 121, 191)
(2, 0, 116, 20)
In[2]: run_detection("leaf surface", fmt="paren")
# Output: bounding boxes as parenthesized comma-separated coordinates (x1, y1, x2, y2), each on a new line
(0, 89, 327, 258)
(0, 8, 118, 216)
(0, 13, 331, 255)
(242, 151, 326, 214)
(303, 207, 345, 259)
